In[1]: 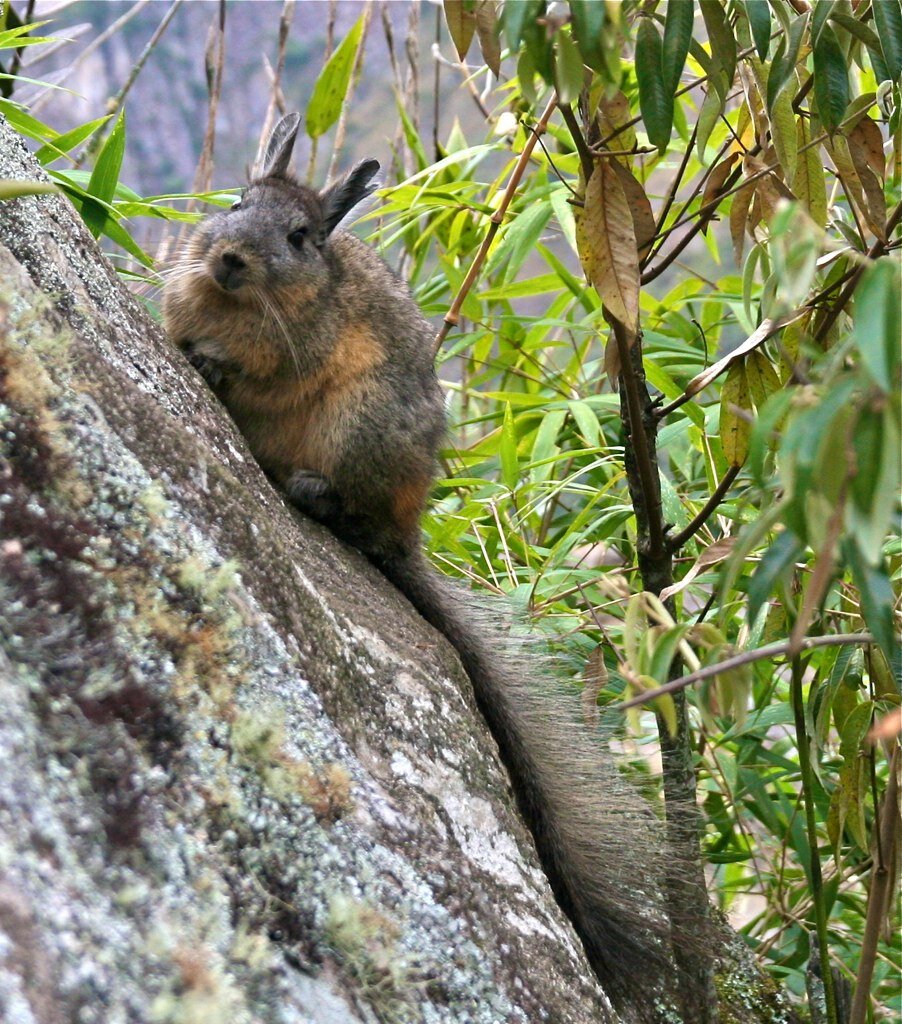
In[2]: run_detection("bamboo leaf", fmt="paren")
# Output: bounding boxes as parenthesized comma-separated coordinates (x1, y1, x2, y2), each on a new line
(828, 10, 881, 53)
(82, 110, 126, 237)
(662, 0, 694, 95)
(502, 0, 541, 51)
(569, 0, 606, 72)
(699, 0, 737, 99)
(854, 257, 901, 392)
(554, 27, 586, 105)
(500, 402, 519, 490)
(766, 12, 809, 111)
(791, 115, 827, 227)
(575, 159, 640, 331)
(0, 179, 57, 200)
(610, 161, 656, 259)
(306, 14, 366, 139)
(636, 17, 673, 153)
(813, 23, 850, 133)
(871, 0, 902, 82)
(743, 0, 771, 60)
(720, 359, 752, 466)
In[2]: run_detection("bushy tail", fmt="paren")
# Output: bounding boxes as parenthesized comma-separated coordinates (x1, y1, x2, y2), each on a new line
(375, 548, 674, 1016)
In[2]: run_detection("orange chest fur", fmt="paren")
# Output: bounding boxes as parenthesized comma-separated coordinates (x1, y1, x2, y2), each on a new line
(221, 325, 385, 484)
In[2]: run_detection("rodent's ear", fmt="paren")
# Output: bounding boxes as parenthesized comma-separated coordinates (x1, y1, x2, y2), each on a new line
(320, 159, 381, 236)
(260, 112, 302, 179)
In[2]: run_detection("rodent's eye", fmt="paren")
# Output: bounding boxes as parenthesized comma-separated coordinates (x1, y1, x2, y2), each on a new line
(287, 227, 308, 250)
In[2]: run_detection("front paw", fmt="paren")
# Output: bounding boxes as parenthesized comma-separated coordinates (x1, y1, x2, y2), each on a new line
(186, 350, 228, 389)
(285, 470, 342, 521)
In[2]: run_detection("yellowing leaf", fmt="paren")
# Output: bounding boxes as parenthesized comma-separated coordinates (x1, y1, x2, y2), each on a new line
(444, 0, 477, 61)
(792, 115, 828, 228)
(720, 361, 753, 466)
(575, 158, 640, 331)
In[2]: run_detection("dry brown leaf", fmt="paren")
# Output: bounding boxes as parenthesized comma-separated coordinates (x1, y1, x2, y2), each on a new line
(611, 161, 656, 260)
(660, 537, 737, 600)
(849, 116, 885, 181)
(474, 0, 500, 76)
(686, 310, 808, 398)
(744, 153, 796, 222)
(703, 152, 740, 209)
(730, 179, 756, 265)
(575, 158, 640, 332)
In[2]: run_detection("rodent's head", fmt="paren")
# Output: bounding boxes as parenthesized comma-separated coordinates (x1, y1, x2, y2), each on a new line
(181, 113, 380, 303)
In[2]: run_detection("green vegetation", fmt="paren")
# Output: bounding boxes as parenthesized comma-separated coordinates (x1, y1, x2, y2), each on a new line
(1, 2, 899, 1021)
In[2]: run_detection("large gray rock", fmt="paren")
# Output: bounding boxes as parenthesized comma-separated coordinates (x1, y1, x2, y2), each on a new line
(0, 115, 613, 1023)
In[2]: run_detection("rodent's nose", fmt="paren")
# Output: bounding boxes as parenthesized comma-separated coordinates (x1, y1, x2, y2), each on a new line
(213, 250, 248, 291)
(221, 251, 246, 271)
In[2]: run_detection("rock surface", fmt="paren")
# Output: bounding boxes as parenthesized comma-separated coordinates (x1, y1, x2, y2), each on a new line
(0, 115, 617, 1024)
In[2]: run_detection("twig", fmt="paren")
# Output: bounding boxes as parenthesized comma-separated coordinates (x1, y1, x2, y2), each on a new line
(326, 1, 372, 184)
(255, 0, 295, 174)
(619, 633, 876, 711)
(75, 0, 184, 169)
(667, 465, 741, 552)
(433, 94, 558, 356)
(307, 0, 337, 185)
(31, 0, 153, 114)
(613, 319, 665, 559)
(792, 655, 840, 1024)
(558, 101, 593, 182)
(850, 743, 901, 1024)
(813, 199, 902, 344)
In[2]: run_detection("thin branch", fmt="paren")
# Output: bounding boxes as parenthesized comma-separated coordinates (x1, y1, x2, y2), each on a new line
(667, 465, 741, 552)
(792, 655, 840, 1024)
(558, 101, 593, 182)
(327, 1, 372, 184)
(433, 94, 558, 356)
(619, 633, 876, 711)
(75, 0, 184, 169)
(306, 0, 337, 185)
(850, 742, 901, 1024)
(614, 319, 666, 559)
(813, 199, 902, 344)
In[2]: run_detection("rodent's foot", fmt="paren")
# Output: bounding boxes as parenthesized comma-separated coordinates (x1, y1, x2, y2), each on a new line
(286, 470, 344, 522)
(187, 351, 229, 389)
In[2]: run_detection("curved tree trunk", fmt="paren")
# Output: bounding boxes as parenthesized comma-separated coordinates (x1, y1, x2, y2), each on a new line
(0, 115, 796, 1024)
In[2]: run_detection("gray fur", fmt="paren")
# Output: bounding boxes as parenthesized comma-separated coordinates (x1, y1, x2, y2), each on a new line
(261, 112, 301, 179)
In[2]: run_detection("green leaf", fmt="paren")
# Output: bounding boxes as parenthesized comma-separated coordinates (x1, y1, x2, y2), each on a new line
(500, 402, 519, 490)
(748, 530, 803, 625)
(569, 0, 606, 72)
(813, 23, 850, 133)
(567, 400, 601, 448)
(636, 17, 672, 154)
(662, 0, 694, 96)
(767, 12, 809, 111)
(828, 10, 881, 53)
(306, 14, 365, 139)
(720, 360, 752, 466)
(503, 0, 542, 51)
(82, 110, 126, 237)
(811, 0, 839, 47)
(554, 28, 585, 105)
(846, 542, 897, 661)
(0, 179, 57, 200)
(743, 0, 771, 60)
(699, 0, 737, 99)
(34, 115, 112, 165)
(871, 0, 902, 83)
(854, 257, 901, 393)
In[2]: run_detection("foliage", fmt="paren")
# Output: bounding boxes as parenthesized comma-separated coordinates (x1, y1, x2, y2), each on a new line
(1, 2, 899, 1022)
